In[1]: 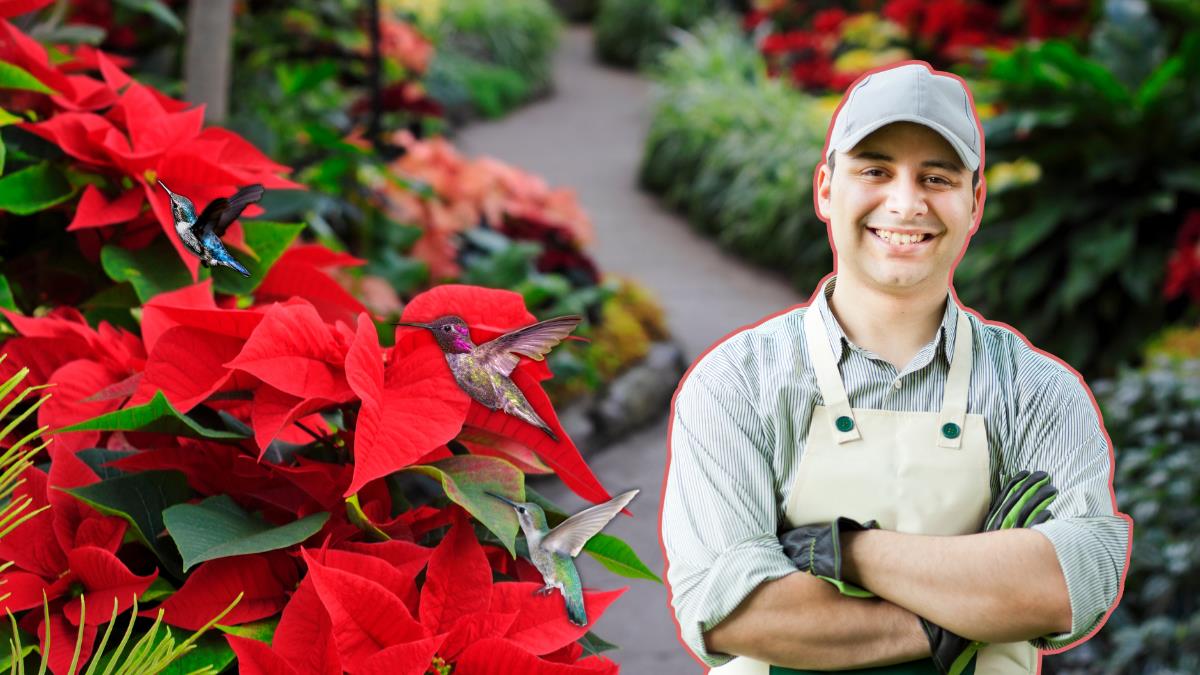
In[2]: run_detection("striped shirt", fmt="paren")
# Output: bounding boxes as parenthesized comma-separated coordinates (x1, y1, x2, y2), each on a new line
(662, 275, 1130, 668)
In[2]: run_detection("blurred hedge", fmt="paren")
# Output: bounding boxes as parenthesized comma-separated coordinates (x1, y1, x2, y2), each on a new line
(1042, 355, 1200, 674)
(593, 0, 723, 67)
(640, 19, 833, 289)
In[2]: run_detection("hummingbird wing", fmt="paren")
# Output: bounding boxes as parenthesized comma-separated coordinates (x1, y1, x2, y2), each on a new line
(542, 489, 638, 558)
(472, 315, 582, 377)
(192, 184, 265, 240)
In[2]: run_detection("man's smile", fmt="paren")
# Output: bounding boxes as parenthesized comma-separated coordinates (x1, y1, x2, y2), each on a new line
(865, 225, 939, 255)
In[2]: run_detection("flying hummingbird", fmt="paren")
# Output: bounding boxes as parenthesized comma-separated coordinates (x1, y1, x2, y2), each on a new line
(487, 489, 639, 626)
(395, 314, 582, 441)
(158, 181, 264, 277)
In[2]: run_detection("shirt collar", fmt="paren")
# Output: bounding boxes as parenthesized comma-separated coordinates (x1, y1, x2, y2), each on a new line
(813, 275, 958, 367)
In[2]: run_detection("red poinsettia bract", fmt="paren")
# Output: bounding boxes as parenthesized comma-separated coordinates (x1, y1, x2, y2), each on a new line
(225, 508, 622, 674)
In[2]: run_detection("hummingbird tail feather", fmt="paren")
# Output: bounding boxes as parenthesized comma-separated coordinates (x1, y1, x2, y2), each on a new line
(564, 591, 587, 627)
(541, 423, 559, 442)
(219, 255, 252, 277)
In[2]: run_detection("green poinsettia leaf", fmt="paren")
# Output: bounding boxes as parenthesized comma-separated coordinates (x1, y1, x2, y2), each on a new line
(577, 630, 618, 657)
(100, 240, 193, 304)
(163, 495, 328, 571)
(582, 532, 661, 583)
(56, 391, 248, 440)
(0, 162, 76, 215)
(403, 455, 524, 557)
(0, 275, 16, 311)
(214, 617, 278, 643)
(141, 577, 176, 604)
(0, 62, 55, 94)
(64, 469, 191, 576)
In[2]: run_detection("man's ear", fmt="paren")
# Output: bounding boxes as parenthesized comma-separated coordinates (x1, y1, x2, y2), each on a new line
(968, 173, 985, 235)
(815, 161, 833, 221)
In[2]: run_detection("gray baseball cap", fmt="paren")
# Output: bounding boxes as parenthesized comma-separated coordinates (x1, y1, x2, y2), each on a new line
(825, 63, 981, 172)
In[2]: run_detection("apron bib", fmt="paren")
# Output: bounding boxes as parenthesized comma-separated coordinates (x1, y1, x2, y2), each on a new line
(710, 305, 1037, 675)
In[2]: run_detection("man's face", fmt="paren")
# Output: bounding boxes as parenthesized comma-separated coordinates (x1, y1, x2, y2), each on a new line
(816, 122, 983, 296)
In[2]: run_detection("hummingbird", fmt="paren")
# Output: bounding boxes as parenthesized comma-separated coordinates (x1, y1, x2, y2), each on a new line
(158, 181, 264, 277)
(487, 489, 639, 626)
(395, 314, 582, 441)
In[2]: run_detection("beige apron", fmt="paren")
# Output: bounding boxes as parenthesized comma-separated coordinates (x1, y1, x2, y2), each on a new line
(710, 304, 1037, 675)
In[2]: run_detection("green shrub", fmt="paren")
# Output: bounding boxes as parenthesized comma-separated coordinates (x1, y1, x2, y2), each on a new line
(1042, 356, 1200, 674)
(593, 0, 722, 67)
(641, 19, 833, 288)
(425, 51, 533, 121)
(548, 0, 601, 23)
(955, 19, 1200, 379)
(435, 0, 561, 90)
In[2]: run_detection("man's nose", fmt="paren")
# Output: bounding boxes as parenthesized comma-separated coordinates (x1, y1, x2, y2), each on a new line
(885, 176, 928, 221)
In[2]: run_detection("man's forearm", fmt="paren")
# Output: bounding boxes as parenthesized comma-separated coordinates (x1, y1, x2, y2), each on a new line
(842, 528, 1072, 643)
(704, 571, 930, 669)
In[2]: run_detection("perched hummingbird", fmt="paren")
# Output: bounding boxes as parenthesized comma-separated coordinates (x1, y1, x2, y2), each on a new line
(487, 489, 639, 626)
(158, 181, 264, 277)
(395, 314, 582, 441)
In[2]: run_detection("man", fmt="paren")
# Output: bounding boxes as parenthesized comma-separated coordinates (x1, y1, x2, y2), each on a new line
(660, 62, 1132, 674)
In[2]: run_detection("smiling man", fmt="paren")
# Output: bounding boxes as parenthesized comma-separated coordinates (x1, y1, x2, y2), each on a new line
(661, 62, 1131, 674)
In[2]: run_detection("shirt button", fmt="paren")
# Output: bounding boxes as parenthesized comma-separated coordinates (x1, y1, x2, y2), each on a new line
(942, 422, 961, 439)
(835, 416, 855, 432)
(893, 378, 903, 390)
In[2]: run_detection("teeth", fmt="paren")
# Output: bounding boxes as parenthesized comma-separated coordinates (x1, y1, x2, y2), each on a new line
(874, 229, 927, 245)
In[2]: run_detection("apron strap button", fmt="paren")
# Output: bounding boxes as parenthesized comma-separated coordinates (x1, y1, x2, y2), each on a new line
(941, 422, 961, 439)
(835, 415, 855, 432)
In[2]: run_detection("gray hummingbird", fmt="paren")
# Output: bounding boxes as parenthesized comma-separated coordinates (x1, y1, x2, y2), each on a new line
(487, 489, 639, 626)
(158, 181, 264, 277)
(395, 314, 582, 441)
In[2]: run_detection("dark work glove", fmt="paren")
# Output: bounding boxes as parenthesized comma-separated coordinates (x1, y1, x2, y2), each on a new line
(920, 470, 1060, 675)
(779, 516, 879, 598)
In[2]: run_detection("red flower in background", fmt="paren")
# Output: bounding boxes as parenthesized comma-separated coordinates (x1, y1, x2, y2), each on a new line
(812, 8, 848, 34)
(1025, 0, 1092, 39)
(1165, 209, 1200, 305)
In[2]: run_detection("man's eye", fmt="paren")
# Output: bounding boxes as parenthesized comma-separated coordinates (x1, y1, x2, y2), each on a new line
(862, 169, 886, 177)
(926, 176, 952, 185)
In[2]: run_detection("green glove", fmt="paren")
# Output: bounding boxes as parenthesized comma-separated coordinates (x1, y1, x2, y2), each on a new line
(983, 470, 1057, 531)
(919, 470, 1059, 675)
(779, 516, 879, 598)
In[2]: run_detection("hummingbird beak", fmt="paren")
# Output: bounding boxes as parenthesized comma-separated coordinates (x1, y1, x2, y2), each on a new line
(394, 321, 431, 330)
(157, 180, 175, 198)
(485, 491, 522, 510)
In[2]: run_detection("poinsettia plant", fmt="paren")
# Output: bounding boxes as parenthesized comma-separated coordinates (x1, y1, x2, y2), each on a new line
(0, 4, 654, 672)
(0, 281, 650, 673)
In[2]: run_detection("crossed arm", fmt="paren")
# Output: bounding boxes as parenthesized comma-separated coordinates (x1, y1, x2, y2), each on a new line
(704, 528, 1072, 668)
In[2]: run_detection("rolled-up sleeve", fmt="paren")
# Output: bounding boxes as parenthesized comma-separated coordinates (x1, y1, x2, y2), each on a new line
(1010, 366, 1132, 651)
(662, 360, 798, 668)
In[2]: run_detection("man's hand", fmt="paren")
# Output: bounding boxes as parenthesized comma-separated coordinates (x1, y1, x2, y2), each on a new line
(779, 517, 880, 598)
(920, 470, 1059, 675)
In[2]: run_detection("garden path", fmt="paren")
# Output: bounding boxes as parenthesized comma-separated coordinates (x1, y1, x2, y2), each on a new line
(457, 26, 804, 672)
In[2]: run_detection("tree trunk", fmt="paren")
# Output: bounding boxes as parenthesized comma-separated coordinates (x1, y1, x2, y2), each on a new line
(184, 0, 235, 123)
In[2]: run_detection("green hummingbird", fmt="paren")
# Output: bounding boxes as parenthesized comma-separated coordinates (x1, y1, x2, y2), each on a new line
(487, 489, 639, 626)
(395, 314, 582, 441)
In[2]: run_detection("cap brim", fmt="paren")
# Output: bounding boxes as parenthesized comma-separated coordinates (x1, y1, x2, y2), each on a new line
(828, 114, 979, 172)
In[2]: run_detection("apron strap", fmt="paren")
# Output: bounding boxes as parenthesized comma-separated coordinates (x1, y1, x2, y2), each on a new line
(937, 307, 974, 449)
(803, 305, 860, 444)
